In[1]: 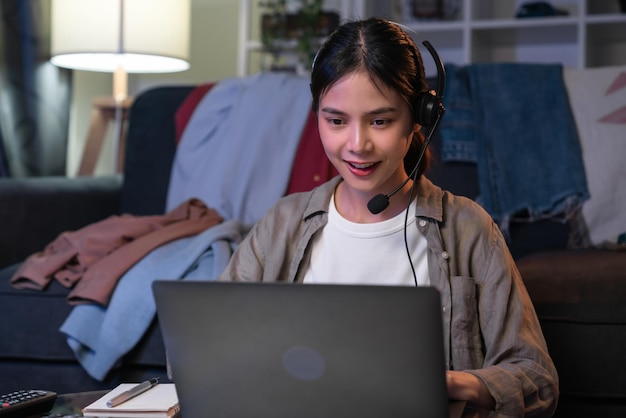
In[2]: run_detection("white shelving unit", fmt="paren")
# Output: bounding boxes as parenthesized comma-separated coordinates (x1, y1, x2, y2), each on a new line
(238, 0, 626, 76)
(390, 0, 626, 75)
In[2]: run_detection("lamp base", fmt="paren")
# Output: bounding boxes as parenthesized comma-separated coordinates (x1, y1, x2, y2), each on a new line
(77, 96, 134, 176)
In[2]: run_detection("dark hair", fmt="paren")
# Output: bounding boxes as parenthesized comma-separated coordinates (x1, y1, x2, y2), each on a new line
(310, 17, 431, 177)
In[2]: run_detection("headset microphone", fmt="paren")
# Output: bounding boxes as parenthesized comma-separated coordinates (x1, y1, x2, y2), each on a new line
(367, 40, 446, 215)
(367, 117, 440, 214)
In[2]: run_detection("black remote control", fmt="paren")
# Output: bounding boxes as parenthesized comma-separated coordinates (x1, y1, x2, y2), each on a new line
(0, 390, 57, 417)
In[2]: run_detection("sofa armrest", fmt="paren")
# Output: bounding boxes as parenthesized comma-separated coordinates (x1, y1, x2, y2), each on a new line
(0, 175, 123, 268)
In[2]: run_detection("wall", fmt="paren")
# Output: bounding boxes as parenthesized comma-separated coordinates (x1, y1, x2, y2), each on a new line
(66, 0, 239, 177)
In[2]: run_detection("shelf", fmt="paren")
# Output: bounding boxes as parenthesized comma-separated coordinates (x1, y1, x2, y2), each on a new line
(585, 13, 626, 24)
(471, 16, 579, 29)
(403, 20, 466, 32)
(238, 0, 626, 75)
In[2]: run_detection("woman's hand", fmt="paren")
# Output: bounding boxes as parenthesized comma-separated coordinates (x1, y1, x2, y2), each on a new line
(447, 370, 496, 410)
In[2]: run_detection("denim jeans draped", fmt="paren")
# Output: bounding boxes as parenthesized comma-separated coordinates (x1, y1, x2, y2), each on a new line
(439, 63, 589, 234)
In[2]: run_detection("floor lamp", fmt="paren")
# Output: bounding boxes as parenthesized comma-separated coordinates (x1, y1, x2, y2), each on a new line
(50, 0, 190, 175)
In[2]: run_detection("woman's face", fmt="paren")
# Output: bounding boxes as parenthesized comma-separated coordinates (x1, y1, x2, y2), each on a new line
(317, 71, 416, 204)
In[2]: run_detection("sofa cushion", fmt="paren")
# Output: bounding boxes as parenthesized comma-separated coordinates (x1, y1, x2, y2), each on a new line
(0, 264, 76, 361)
(0, 176, 122, 268)
(518, 249, 626, 322)
(518, 249, 626, 398)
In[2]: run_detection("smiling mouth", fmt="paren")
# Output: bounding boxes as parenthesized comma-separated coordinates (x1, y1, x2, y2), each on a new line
(348, 161, 377, 169)
(345, 160, 379, 176)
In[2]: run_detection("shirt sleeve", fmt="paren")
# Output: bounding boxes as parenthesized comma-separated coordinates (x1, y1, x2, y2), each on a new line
(467, 221, 559, 417)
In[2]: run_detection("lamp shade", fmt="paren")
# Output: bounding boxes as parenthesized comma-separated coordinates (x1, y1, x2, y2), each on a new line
(50, 0, 190, 73)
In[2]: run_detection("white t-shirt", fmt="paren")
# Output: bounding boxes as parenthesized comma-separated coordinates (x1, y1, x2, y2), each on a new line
(303, 194, 430, 286)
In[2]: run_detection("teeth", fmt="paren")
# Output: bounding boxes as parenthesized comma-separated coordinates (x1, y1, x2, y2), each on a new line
(351, 162, 375, 169)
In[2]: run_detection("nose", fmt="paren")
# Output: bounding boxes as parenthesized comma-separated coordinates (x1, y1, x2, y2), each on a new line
(348, 123, 372, 154)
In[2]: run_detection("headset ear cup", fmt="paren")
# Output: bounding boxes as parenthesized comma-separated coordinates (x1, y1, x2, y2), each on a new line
(415, 91, 443, 127)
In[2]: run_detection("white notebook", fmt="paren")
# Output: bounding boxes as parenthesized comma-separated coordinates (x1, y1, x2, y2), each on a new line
(82, 383, 179, 418)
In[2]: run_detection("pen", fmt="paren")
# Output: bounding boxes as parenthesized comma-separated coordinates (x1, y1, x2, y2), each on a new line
(107, 377, 160, 408)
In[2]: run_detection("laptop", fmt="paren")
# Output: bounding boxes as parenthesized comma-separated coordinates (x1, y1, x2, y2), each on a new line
(152, 280, 455, 418)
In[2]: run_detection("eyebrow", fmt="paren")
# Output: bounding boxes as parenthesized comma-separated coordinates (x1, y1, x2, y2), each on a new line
(319, 106, 398, 115)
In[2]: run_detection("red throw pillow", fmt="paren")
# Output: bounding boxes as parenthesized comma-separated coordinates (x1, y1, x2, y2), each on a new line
(174, 83, 215, 144)
(285, 110, 338, 195)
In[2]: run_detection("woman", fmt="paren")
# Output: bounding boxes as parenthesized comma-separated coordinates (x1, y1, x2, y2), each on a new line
(220, 17, 558, 416)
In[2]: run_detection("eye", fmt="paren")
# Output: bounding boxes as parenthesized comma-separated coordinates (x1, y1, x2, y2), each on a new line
(371, 118, 389, 127)
(327, 118, 343, 126)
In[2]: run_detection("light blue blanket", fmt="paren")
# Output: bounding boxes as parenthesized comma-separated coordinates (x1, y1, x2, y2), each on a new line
(60, 220, 248, 380)
(166, 72, 312, 226)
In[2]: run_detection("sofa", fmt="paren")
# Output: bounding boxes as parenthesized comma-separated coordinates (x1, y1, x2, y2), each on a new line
(1, 80, 625, 417)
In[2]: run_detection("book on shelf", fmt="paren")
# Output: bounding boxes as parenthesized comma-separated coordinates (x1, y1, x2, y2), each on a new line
(82, 382, 179, 418)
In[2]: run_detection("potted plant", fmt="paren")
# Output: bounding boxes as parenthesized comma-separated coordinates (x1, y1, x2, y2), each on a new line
(259, 0, 339, 72)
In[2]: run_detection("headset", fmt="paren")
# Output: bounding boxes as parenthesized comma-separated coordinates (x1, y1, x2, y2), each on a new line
(367, 37, 447, 216)
(413, 40, 446, 129)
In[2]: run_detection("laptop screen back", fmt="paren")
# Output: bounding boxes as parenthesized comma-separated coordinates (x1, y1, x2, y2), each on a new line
(153, 280, 449, 418)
